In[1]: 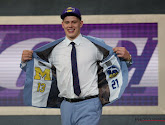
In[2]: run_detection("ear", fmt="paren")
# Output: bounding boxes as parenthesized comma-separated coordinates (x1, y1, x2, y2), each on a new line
(80, 21, 83, 28)
(62, 21, 64, 29)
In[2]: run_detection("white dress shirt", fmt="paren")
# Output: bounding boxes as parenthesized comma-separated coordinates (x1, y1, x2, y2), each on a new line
(49, 34, 103, 98)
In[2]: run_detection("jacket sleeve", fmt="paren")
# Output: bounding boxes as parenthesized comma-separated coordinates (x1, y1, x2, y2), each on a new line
(20, 62, 27, 72)
(122, 57, 133, 68)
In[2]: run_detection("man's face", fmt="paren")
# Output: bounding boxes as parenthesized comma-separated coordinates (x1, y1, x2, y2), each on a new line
(62, 16, 83, 40)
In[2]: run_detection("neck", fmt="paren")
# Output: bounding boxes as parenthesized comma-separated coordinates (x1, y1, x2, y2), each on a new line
(66, 33, 81, 41)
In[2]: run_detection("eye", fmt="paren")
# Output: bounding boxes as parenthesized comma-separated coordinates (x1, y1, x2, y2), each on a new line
(72, 21, 77, 24)
(64, 21, 69, 24)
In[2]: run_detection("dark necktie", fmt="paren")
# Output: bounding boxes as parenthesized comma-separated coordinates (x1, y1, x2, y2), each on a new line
(71, 42, 81, 96)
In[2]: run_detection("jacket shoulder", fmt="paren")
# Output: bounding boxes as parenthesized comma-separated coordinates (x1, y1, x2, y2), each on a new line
(83, 35, 105, 44)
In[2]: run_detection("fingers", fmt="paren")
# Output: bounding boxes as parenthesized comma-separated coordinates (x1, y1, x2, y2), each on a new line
(21, 50, 33, 62)
(113, 47, 130, 61)
(113, 47, 125, 56)
(113, 47, 120, 53)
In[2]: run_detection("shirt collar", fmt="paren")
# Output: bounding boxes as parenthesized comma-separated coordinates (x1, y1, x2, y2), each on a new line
(65, 34, 83, 46)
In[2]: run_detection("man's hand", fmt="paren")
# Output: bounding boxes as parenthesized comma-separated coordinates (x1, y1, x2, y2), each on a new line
(113, 47, 131, 61)
(21, 50, 33, 63)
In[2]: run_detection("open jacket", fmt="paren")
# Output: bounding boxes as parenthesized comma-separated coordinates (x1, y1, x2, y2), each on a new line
(21, 35, 131, 108)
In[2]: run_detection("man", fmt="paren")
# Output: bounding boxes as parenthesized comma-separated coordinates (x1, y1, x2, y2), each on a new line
(21, 7, 132, 125)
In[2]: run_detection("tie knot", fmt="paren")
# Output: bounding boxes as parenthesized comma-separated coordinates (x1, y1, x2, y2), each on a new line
(71, 42, 75, 46)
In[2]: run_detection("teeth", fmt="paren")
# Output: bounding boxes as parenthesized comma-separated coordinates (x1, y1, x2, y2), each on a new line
(68, 29, 74, 31)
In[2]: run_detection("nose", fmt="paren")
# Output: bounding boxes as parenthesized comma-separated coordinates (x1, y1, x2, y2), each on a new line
(68, 22, 72, 27)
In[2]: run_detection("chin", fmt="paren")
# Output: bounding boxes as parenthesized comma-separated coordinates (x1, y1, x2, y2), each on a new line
(68, 35, 76, 39)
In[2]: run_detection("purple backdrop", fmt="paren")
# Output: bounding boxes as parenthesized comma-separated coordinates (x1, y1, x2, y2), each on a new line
(0, 23, 158, 106)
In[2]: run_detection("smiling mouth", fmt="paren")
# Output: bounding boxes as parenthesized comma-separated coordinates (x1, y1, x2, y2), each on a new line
(67, 29, 75, 33)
